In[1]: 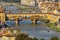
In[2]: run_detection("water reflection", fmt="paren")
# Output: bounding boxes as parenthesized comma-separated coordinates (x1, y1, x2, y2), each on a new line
(5, 21, 60, 40)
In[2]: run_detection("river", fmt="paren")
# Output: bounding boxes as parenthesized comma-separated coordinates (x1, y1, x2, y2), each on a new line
(5, 20, 60, 40)
(3, 6, 60, 40)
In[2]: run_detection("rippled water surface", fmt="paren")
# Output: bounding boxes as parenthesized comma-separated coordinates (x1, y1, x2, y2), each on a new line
(5, 21, 60, 40)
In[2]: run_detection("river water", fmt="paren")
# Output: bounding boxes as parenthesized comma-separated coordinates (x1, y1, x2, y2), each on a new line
(5, 20, 60, 40)
(3, 6, 60, 40)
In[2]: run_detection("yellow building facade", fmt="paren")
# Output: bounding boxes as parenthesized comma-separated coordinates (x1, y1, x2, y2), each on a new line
(2, 36, 15, 40)
(0, 27, 21, 40)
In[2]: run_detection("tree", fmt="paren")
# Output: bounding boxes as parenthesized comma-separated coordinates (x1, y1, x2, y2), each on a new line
(40, 38, 44, 40)
(33, 37, 38, 40)
(15, 34, 39, 40)
(15, 34, 36, 40)
(15, 34, 28, 40)
(50, 37, 59, 40)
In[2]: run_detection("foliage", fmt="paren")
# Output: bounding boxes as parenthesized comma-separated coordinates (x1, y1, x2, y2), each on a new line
(47, 22, 55, 27)
(15, 34, 39, 40)
(15, 34, 28, 40)
(47, 22, 60, 32)
(50, 37, 59, 40)
(33, 37, 38, 40)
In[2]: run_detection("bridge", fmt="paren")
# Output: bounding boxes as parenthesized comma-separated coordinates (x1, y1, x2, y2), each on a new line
(0, 12, 60, 26)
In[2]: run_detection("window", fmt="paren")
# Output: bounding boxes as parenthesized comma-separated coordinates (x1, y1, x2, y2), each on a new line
(57, 10, 60, 12)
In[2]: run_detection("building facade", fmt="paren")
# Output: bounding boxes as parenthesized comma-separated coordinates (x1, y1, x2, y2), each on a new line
(36, 0, 60, 13)
(21, 0, 35, 6)
(0, 27, 21, 40)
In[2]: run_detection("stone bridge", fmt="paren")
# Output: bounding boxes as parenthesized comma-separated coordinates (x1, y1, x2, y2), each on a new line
(0, 13, 60, 25)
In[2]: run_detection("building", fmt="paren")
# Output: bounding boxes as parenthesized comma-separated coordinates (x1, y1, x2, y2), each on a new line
(36, 0, 60, 13)
(0, 0, 37, 6)
(21, 0, 35, 6)
(0, 27, 21, 40)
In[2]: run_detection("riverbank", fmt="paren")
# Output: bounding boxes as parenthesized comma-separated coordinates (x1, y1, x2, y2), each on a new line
(46, 22, 60, 32)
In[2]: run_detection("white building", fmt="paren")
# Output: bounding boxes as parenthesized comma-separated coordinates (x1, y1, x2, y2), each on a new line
(21, 0, 35, 6)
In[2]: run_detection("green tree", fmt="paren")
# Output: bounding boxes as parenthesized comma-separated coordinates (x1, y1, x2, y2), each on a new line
(50, 37, 59, 40)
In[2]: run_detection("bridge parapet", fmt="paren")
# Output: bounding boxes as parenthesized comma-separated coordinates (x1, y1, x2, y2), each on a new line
(6, 13, 60, 23)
